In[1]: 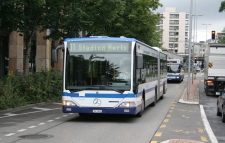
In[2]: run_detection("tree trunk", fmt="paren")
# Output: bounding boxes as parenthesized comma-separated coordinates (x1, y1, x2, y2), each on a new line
(23, 31, 32, 76)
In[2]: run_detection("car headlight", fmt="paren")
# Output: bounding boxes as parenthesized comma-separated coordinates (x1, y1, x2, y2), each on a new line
(119, 102, 136, 107)
(62, 100, 77, 106)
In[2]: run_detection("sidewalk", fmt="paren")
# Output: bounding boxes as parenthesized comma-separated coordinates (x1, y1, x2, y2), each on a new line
(151, 73, 216, 143)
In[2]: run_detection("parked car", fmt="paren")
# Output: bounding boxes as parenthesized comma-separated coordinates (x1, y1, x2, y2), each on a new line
(217, 91, 225, 122)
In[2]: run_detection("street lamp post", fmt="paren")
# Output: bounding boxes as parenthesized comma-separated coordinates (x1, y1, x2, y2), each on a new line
(202, 23, 211, 42)
(187, 0, 194, 99)
(191, 14, 203, 83)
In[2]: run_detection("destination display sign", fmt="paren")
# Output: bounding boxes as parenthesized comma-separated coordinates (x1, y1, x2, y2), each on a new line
(68, 41, 130, 53)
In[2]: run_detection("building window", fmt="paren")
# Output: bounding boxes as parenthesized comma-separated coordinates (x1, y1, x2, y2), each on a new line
(169, 26, 179, 30)
(170, 20, 179, 25)
(185, 26, 189, 31)
(170, 14, 179, 19)
(185, 20, 189, 25)
(169, 43, 178, 48)
(186, 14, 189, 19)
(157, 26, 163, 30)
(169, 37, 178, 42)
(169, 32, 179, 36)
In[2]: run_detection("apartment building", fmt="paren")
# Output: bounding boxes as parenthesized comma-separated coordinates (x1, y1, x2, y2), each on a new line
(157, 7, 189, 55)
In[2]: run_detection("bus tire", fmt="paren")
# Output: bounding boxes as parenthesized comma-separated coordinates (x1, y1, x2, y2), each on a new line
(222, 106, 225, 123)
(151, 88, 157, 106)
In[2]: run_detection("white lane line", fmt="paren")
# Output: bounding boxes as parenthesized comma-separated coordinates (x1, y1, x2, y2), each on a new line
(17, 129, 27, 132)
(200, 105, 218, 143)
(53, 103, 62, 105)
(28, 126, 36, 129)
(5, 133, 15, 137)
(69, 113, 74, 115)
(32, 107, 52, 111)
(0, 108, 61, 119)
(55, 117, 61, 120)
(47, 120, 54, 122)
(38, 123, 46, 125)
(4, 113, 18, 116)
(62, 115, 68, 117)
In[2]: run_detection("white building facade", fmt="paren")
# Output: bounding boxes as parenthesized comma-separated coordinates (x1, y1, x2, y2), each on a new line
(157, 7, 189, 55)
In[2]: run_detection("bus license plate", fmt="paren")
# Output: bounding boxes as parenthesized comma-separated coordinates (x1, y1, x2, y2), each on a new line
(93, 110, 102, 113)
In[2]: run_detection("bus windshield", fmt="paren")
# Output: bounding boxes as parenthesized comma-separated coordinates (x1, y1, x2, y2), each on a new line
(167, 64, 181, 73)
(65, 41, 131, 92)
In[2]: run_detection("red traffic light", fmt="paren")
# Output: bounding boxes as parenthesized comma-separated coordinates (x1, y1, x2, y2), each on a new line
(212, 31, 215, 39)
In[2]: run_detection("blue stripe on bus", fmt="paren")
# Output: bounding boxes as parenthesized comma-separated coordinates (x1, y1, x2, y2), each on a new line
(62, 92, 136, 98)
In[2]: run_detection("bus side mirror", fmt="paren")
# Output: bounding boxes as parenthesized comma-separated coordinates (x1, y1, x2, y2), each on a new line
(52, 45, 64, 63)
(136, 55, 143, 69)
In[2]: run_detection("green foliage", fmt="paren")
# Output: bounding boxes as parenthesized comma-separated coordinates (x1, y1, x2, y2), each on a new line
(219, 28, 225, 43)
(219, 1, 225, 12)
(0, 69, 62, 110)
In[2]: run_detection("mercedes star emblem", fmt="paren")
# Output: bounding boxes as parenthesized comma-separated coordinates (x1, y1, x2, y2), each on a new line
(93, 98, 101, 106)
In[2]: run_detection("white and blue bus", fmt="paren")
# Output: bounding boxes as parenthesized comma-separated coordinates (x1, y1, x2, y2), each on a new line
(52, 36, 167, 117)
(167, 58, 184, 83)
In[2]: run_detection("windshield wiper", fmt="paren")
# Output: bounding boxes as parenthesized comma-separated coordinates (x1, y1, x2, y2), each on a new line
(68, 86, 124, 94)
(99, 85, 124, 94)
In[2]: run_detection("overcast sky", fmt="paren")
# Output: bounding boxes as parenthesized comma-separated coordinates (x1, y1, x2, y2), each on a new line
(156, 0, 225, 42)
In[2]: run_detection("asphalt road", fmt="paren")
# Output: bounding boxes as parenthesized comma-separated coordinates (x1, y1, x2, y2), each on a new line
(199, 76, 225, 143)
(0, 81, 186, 143)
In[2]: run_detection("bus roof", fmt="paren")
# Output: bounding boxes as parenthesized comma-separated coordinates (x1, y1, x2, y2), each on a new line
(64, 36, 136, 42)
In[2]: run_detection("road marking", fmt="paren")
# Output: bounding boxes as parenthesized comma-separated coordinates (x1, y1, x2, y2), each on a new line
(150, 141, 157, 143)
(28, 126, 36, 129)
(169, 110, 173, 113)
(170, 107, 174, 109)
(154, 132, 162, 137)
(5, 133, 15, 137)
(62, 115, 68, 117)
(0, 108, 61, 119)
(182, 115, 189, 118)
(200, 105, 218, 143)
(38, 123, 46, 125)
(166, 114, 171, 118)
(17, 129, 27, 132)
(32, 107, 52, 111)
(53, 102, 62, 105)
(198, 128, 204, 133)
(4, 113, 18, 116)
(200, 136, 208, 142)
(160, 124, 166, 128)
(47, 120, 54, 122)
(55, 117, 61, 119)
(163, 119, 169, 122)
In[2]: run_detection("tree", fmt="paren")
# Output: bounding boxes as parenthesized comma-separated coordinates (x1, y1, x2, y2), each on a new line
(0, 0, 47, 75)
(219, 0, 225, 12)
(219, 28, 225, 43)
(84, 0, 163, 47)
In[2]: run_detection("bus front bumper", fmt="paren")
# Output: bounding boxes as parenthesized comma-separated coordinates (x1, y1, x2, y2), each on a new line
(62, 106, 137, 115)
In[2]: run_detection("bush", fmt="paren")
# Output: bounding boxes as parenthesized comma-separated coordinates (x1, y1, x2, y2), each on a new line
(0, 69, 62, 110)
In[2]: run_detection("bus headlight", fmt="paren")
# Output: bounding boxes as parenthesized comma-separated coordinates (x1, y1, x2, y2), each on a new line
(62, 100, 76, 106)
(119, 102, 136, 107)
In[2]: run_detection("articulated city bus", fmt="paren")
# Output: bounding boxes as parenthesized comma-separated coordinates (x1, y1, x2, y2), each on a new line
(167, 58, 184, 83)
(52, 36, 167, 117)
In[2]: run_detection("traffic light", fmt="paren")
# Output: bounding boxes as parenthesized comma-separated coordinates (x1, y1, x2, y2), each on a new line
(212, 31, 215, 40)
(194, 57, 197, 63)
